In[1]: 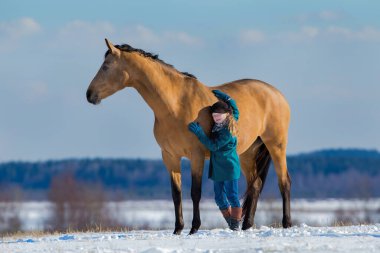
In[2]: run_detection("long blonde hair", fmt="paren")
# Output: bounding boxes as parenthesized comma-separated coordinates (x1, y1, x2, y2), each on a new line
(227, 113, 238, 137)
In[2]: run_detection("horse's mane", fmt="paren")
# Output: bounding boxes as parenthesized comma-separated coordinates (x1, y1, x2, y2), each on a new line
(105, 44, 197, 79)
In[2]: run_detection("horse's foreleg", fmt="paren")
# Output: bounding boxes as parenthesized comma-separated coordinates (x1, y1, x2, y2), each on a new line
(189, 151, 205, 235)
(162, 150, 184, 235)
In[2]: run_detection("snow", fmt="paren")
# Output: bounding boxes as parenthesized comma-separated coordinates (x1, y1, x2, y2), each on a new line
(1, 199, 380, 252)
(2, 198, 380, 231)
(1, 224, 380, 253)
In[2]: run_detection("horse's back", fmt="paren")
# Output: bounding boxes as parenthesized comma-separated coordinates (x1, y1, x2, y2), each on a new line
(210, 78, 290, 113)
(213, 78, 284, 96)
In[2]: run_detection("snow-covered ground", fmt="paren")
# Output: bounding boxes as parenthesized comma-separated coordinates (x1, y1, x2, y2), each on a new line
(1, 199, 379, 252)
(1, 198, 380, 231)
(1, 224, 380, 253)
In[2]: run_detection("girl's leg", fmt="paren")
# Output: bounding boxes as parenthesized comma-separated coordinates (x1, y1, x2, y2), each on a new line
(213, 181, 229, 210)
(225, 179, 241, 208)
(225, 179, 242, 230)
(214, 181, 231, 226)
(220, 206, 232, 227)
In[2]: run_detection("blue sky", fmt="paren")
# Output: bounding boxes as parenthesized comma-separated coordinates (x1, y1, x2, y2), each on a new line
(0, 1, 379, 162)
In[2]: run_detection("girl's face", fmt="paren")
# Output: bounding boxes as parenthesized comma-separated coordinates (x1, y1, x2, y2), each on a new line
(212, 112, 228, 124)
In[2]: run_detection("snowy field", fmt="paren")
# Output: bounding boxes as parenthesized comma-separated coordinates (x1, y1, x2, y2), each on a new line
(1, 198, 379, 231)
(1, 199, 379, 252)
(1, 224, 380, 253)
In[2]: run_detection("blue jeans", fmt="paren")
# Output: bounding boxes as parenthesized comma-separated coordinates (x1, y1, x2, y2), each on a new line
(213, 179, 241, 210)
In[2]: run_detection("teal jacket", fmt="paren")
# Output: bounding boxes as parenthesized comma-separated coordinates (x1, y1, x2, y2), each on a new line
(194, 98, 241, 182)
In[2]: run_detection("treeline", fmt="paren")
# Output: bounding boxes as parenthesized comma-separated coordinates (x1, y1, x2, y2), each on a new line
(1, 148, 380, 201)
(264, 148, 380, 198)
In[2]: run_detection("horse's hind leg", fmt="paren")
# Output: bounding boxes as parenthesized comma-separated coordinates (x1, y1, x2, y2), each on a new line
(162, 150, 184, 234)
(240, 138, 265, 230)
(261, 136, 292, 228)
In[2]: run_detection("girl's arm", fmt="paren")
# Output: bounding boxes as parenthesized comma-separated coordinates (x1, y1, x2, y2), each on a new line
(227, 98, 239, 121)
(212, 90, 239, 121)
(188, 122, 231, 152)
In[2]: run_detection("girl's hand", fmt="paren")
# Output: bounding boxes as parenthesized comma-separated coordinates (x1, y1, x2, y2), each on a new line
(212, 90, 231, 102)
(188, 122, 201, 135)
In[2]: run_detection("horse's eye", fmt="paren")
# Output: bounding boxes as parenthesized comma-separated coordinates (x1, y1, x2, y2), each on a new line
(102, 65, 109, 71)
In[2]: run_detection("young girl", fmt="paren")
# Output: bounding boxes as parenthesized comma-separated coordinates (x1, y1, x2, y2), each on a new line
(188, 90, 242, 231)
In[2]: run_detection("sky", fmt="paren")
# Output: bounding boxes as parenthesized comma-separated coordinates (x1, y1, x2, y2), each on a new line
(0, 0, 379, 162)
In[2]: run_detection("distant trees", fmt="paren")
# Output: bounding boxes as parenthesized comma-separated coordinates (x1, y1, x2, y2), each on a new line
(260, 149, 380, 199)
(45, 171, 122, 232)
(0, 148, 379, 201)
(0, 184, 23, 233)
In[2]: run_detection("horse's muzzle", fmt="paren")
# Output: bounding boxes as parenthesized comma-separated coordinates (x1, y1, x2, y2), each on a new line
(86, 89, 100, 105)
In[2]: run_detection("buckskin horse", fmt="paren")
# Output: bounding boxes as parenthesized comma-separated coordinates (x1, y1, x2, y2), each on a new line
(86, 39, 292, 235)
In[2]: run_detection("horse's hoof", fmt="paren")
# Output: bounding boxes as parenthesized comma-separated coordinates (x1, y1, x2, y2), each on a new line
(282, 218, 292, 228)
(189, 227, 198, 235)
(242, 221, 253, 230)
(173, 228, 183, 235)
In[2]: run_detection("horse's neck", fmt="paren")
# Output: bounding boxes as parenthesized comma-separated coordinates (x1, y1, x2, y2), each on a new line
(125, 54, 210, 119)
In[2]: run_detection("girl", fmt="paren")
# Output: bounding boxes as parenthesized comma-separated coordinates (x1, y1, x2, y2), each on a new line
(188, 90, 242, 231)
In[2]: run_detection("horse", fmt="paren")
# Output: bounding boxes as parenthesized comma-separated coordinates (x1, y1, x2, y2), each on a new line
(86, 39, 292, 235)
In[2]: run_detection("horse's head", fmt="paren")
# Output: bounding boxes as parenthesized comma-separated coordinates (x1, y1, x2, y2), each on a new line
(86, 39, 131, 105)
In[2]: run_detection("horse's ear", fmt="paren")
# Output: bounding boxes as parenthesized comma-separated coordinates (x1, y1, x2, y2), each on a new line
(105, 38, 120, 56)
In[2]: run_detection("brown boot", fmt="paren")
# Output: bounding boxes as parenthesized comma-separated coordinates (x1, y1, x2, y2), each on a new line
(220, 207, 231, 227)
(230, 207, 242, 231)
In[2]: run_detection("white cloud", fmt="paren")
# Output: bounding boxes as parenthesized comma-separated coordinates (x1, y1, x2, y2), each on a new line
(327, 26, 380, 41)
(164, 31, 202, 46)
(0, 18, 42, 53)
(58, 20, 115, 39)
(278, 25, 380, 43)
(0, 17, 41, 39)
(122, 25, 203, 47)
(239, 29, 266, 44)
(281, 26, 320, 42)
(284, 11, 379, 43)
(47, 20, 116, 52)
(357, 27, 380, 41)
(301, 26, 319, 38)
(319, 10, 342, 21)
(133, 25, 161, 44)
(294, 10, 344, 23)
(239, 25, 379, 45)
(326, 26, 351, 37)
(0, 19, 201, 53)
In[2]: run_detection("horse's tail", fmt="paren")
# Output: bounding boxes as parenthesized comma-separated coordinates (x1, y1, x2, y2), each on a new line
(242, 137, 271, 215)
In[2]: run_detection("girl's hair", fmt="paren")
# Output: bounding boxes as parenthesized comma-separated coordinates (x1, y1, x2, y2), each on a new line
(227, 113, 238, 137)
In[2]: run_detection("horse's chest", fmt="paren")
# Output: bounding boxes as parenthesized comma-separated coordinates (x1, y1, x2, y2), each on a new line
(153, 121, 187, 153)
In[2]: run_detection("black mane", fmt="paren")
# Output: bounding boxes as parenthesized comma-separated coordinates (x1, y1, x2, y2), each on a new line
(105, 44, 196, 79)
